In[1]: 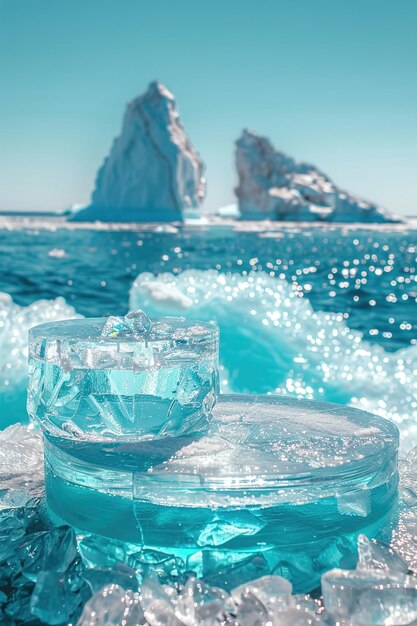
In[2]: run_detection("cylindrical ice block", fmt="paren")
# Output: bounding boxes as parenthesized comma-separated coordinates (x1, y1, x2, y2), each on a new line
(28, 310, 219, 440)
(38, 393, 399, 593)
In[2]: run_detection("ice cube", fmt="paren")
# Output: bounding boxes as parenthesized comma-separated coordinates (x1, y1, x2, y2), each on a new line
(322, 567, 417, 625)
(231, 575, 292, 609)
(125, 309, 152, 337)
(101, 316, 127, 338)
(357, 534, 409, 574)
(76, 584, 145, 626)
(174, 577, 230, 625)
(30, 569, 86, 625)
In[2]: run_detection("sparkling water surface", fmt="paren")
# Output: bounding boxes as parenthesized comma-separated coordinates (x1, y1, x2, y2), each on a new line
(1, 220, 416, 443)
(0, 222, 416, 351)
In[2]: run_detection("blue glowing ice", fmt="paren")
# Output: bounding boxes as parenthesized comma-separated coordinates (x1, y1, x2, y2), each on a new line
(33, 394, 399, 594)
(28, 311, 219, 440)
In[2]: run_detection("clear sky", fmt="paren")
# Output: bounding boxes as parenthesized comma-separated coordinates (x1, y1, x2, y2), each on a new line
(0, 0, 416, 215)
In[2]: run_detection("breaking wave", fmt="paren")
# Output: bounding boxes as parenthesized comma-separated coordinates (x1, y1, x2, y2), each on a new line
(130, 270, 417, 451)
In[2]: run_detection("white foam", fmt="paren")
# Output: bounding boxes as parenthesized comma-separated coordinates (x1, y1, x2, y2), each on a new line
(130, 269, 417, 450)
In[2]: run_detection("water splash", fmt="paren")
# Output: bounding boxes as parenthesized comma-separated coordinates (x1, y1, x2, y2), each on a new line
(130, 269, 417, 450)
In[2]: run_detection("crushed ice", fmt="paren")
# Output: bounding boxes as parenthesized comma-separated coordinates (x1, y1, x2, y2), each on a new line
(101, 309, 153, 339)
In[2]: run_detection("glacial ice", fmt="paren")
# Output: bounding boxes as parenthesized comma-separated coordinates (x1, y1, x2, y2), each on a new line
(129, 269, 417, 450)
(235, 129, 400, 222)
(0, 292, 79, 428)
(72, 82, 206, 222)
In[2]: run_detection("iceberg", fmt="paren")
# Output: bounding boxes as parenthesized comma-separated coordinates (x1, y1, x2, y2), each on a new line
(235, 129, 400, 222)
(72, 81, 206, 222)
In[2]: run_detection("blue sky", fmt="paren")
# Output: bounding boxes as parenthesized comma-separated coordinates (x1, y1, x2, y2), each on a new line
(0, 0, 416, 214)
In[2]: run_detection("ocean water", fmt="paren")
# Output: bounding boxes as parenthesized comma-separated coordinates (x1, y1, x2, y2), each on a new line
(0, 219, 417, 445)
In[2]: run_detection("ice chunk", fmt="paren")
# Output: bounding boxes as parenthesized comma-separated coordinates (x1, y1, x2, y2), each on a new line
(101, 315, 127, 338)
(197, 511, 266, 548)
(322, 568, 417, 625)
(140, 575, 229, 626)
(235, 591, 269, 626)
(30, 569, 87, 625)
(76, 584, 145, 626)
(234, 586, 322, 626)
(83, 563, 139, 594)
(231, 575, 292, 609)
(204, 552, 271, 591)
(77, 534, 141, 570)
(357, 534, 409, 575)
(125, 309, 152, 337)
(18, 526, 78, 582)
(101, 310, 153, 339)
(173, 577, 230, 625)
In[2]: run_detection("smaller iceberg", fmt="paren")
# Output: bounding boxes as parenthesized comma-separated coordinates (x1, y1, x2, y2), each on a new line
(72, 82, 206, 222)
(235, 129, 400, 222)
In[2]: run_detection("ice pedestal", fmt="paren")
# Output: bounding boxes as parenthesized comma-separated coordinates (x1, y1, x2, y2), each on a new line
(27, 310, 219, 440)
(32, 387, 399, 593)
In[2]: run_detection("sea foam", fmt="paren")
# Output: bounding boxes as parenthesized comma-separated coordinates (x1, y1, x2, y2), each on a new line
(130, 269, 417, 450)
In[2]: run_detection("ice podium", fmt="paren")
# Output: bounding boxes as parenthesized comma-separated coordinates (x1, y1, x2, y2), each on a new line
(28, 309, 399, 593)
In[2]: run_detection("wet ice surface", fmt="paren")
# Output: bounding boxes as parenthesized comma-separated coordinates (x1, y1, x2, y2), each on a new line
(38, 396, 398, 594)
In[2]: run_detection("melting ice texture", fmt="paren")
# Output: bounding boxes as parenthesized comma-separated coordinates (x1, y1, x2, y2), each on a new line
(0, 293, 79, 428)
(130, 269, 417, 451)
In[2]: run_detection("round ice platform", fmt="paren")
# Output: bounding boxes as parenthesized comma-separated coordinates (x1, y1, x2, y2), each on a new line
(40, 395, 399, 593)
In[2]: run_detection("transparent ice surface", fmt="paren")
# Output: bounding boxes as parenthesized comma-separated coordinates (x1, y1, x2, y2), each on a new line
(138, 395, 399, 507)
(40, 395, 399, 593)
(28, 310, 219, 440)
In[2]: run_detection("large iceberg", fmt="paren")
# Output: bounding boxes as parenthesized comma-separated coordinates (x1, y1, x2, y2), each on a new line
(235, 129, 400, 222)
(72, 82, 206, 222)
